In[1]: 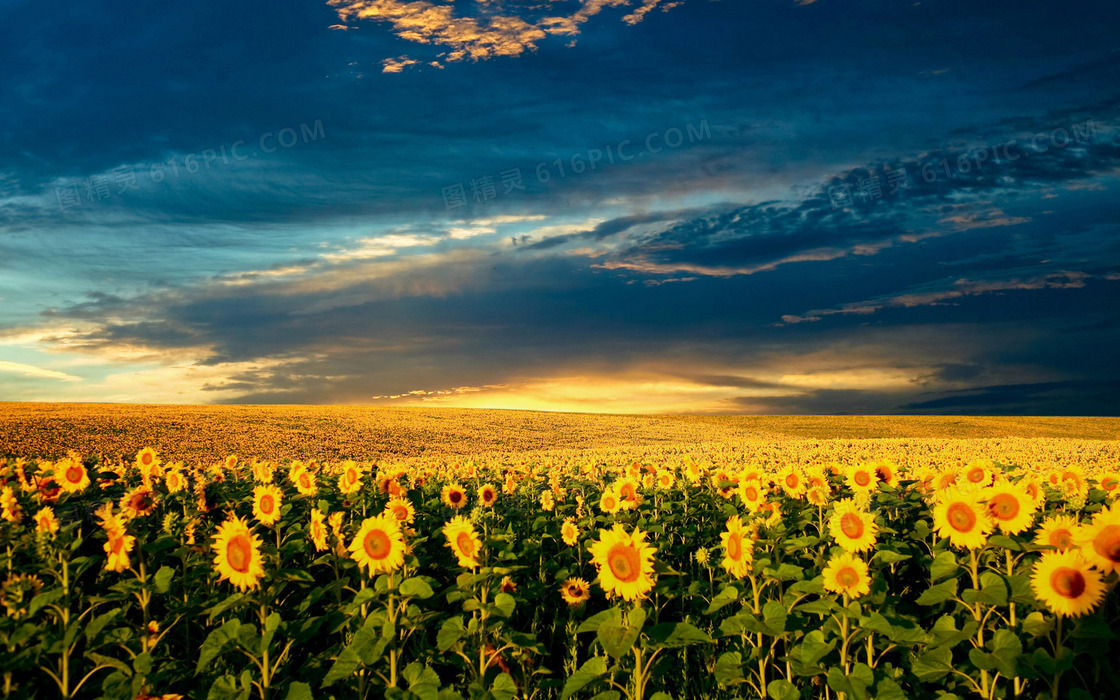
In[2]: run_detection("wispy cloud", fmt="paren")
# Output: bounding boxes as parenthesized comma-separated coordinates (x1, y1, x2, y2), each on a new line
(0, 361, 82, 382)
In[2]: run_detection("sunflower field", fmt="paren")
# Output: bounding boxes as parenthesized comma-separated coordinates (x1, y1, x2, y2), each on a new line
(1, 448, 1118, 700)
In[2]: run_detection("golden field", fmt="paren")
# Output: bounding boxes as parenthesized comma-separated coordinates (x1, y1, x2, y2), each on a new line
(1, 404, 1118, 700)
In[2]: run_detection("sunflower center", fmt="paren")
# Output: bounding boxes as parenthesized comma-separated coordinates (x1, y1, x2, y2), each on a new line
(141, 454, 153, 466)
(620, 484, 635, 499)
(854, 471, 871, 487)
(568, 585, 581, 596)
(946, 503, 976, 532)
(840, 512, 865, 539)
(260, 495, 275, 513)
(987, 493, 1019, 520)
(727, 533, 743, 560)
(226, 535, 252, 573)
(1102, 477, 1118, 491)
(65, 465, 84, 483)
(299, 474, 311, 488)
(1049, 529, 1073, 549)
(363, 529, 391, 560)
(875, 467, 891, 483)
(450, 491, 463, 504)
(607, 543, 641, 583)
(131, 492, 153, 511)
(966, 468, 985, 483)
(1049, 567, 1086, 599)
(785, 474, 799, 488)
(1093, 524, 1120, 562)
(836, 566, 860, 587)
(744, 486, 758, 501)
(456, 532, 476, 558)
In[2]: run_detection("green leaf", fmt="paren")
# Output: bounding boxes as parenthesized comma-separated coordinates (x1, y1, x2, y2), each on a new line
(646, 622, 713, 648)
(197, 619, 242, 673)
(988, 535, 1020, 551)
(875, 678, 907, 700)
(988, 629, 1022, 678)
(153, 566, 175, 594)
(85, 608, 122, 645)
(322, 615, 380, 687)
(28, 588, 65, 617)
(490, 673, 517, 700)
(561, 656, 608, 700)
(930, 551, 958, 582)
(85, 651, 131, 676)
(283, 682, 313, 700)
(437, 616, 465, 653)
(577, 608, 621, 634)
(796, 630, 835, 668)
(493, 592, 515, 619)
(767, 679, 799, 700)
(761, 601, 788, 634)
(260, 612, 282, 656)
(977, 571, 1008, 606)
(706, 585, 739, 614)
(597, 618, 641, 659)
(1022, 611, 1054, 638)
(873, 550, 911, 564)
(399, 577, 434, 600)
(401, 662, 440, 700)
(911, 645, 952, 681)
(714, 651, 745, 686)
(916, 578, 957, 606)
(207, 593, 245, 621)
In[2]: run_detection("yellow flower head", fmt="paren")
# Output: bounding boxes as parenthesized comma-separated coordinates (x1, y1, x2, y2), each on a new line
(55, 456, 90, 493)
(599, 486, 622, 515)
(561, 518, 579, 547)
(338, 460, 363, 495)
(656, 469, 675, 490)
(776, 467, 807, 499)
(1074, 503, 1120, 575)
(104, 528, 135, 573)
(1031, 550, 1107, 617)
(293, 467, 318, 496)
(1096, 471, 1120, 499)
(309, 508, 328, 552)
(478, 483, 498, 507)
(871, 460, 900, 488)
(252, 484, 283, 526)
(588, 524, 657, 602)
(349, 513, 406, 575)
(34, 506, 59, 534)
(119, 485, 158, 519)
(737, 479, 766, 513)
(0, 487, 21, 523)
(164, 468, 187, 494)
(1034, 514, 1079, 552)
(720, 515, 754, 579)
(962, 460, 997, 488)
(384, 498, 416, 525)
(540, 490, 555, 512)
(211, 516, 266, 592)
(136, 448, 160, 473)
(933, 487, 994, 549)
(559, 577, 591, 606)
(829, 499, 879, 553)
(846, 464, 877, 493)
(443, 515, 482, 568)
(442, 483, 468, 509)
(822, 552, 871, 599)
(982, 483, 1037, 535)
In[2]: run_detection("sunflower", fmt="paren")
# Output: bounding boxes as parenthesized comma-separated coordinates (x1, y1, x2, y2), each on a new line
(962, 460, 996, 488)
(211, 516, 266, 591)
(119, 486, 158, 519)
(349, 513, 406, 575)
(54, 457, 90, 493)
(442, 483, 468, 509)
(599, 487, 622, 515)
(822, 552, 871, 598)
(711, 470, 738, 499)
(0, 487, 21, 523)
(384, 498, 416, 525)
(846, 464, 876, 493)
(337, 461, 363, 495)
(982, 483, 1037, 535)
(104, 528, 136, 573)
(252, 484, 283, 526)
(588, 524, 656, 601)
(293, 468, 318, 497)
(443, 515, 482, 568)
(829, 499, 879, 553)
(309, 509, 328, 551)
(478, 483, 498, 507)
(136, 448, 160, 472)
(616, 478, 642, 510)
(737, 479, 766, 513)
(776, 467, 807, 499)
(559, 577, 591, 606)
(561, 518, 580, 547)
(872, 460, 900, 488)
(224, 455, 238, 471)
(1096, 471, 1120, 500)
(163, 469, 187, 494)
(935, 468, 961, 491)
(540, 490, 555, 512)
(932, 487, 994, 549)
(1074, 504, 1120, 574)
(502, 475, 517, 495)
(1031, 550, 1107, 617)
(720, 515, 753, 579)
(1034, 514, 1079, 551)
(500, 576, 517, 593)
(656, 469, 676, 490)
(34, 506, 59, 534)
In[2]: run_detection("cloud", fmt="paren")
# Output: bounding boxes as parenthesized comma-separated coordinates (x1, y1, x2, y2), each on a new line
(0, 361, 81, 382)
(328, 0, 688, 69)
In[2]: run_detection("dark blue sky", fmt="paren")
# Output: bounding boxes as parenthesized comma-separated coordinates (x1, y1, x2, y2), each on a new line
(1, 0, 1119, 413)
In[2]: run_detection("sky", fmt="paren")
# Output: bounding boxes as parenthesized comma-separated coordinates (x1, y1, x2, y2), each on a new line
(1, 0, 1119, 414)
